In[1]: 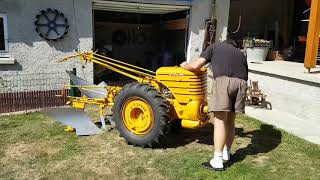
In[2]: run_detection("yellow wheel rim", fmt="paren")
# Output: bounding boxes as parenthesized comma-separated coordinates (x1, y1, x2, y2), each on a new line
(121, 97, 154, 136)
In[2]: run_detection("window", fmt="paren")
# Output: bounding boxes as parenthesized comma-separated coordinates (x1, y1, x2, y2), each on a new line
(0, 13, 8, 52)
(0, 13, 13, 64)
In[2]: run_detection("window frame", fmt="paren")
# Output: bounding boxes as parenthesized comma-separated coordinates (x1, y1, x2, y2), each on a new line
(0, 13, 9, 53)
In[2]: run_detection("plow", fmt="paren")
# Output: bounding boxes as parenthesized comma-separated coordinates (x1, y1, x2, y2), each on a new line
(49, 52, 208, 148)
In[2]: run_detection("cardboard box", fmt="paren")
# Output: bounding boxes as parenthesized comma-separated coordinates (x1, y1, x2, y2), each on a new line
(267, 50, 285, 61)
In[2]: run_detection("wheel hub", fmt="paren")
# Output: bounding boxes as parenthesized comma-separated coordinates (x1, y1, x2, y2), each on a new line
(122, 97, 154, 135)
(49, 22, 55, 28)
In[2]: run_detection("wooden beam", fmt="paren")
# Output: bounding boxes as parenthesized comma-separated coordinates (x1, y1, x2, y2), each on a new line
(95, 22, 152, 29)
(160, 19, 187, 30)
(304, 0, 320, 70)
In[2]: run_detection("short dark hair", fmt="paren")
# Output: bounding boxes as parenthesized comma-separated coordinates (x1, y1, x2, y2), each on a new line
(224, 32, 238, 48)
(223, 39, 238, 48)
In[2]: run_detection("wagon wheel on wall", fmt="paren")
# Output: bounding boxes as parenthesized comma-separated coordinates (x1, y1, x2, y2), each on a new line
(34, 8, 69, 41)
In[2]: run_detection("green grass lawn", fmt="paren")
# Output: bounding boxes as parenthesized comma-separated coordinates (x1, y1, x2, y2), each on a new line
(0, 112, 319, 180)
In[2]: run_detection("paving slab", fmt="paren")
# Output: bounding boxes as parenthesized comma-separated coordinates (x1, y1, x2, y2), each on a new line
(246, 106, 320, 144)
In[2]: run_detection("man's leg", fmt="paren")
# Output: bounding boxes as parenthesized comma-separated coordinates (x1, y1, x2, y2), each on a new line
(225, 112, 236, 149)
(203, 77, 231, 170)
(206, 111, 228, 170)
(223, 112, 236, 161)
(223, 77, 246, 161)
(214, 111, 228, 153)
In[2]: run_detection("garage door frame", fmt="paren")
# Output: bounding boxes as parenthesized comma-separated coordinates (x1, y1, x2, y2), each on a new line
(93, 0, 191, 14)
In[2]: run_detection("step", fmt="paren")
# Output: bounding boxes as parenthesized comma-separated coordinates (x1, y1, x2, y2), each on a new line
(246, 106, 320, 144)
(247, 61, 320, 144)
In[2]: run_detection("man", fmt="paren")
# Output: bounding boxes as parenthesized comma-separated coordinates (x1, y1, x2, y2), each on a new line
(180, 39, 248, 171)
(162, 47, 174, 67)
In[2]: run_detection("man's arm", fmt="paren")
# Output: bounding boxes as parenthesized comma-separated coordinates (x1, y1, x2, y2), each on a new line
(180, 57, 207, 71)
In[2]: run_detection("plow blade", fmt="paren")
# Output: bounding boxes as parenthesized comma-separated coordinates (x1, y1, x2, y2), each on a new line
(66, 71, 107, 98)
(43, 108, 103, 136)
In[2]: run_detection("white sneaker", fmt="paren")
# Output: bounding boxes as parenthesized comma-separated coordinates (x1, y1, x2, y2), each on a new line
(223, 147, 231, 161)
(209, 152, 224, 170)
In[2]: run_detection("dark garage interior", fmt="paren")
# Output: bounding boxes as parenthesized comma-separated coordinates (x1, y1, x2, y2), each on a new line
(93, 10, 189, 84)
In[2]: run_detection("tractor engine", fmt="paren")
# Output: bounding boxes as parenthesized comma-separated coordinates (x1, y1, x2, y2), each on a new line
(156, 67, 208, 129)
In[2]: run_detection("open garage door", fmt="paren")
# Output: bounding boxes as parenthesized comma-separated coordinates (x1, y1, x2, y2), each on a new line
(93, 0, 190, 14)
(92, 1, 190, 84)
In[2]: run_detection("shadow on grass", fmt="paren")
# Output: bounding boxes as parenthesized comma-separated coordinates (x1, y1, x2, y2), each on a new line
(160, 124, 214, 148)
(160, 124, 282, 166)
(226, 124, 282, 167)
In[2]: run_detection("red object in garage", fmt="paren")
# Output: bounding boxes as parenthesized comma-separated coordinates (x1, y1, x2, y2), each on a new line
(305, 0, 311, 7)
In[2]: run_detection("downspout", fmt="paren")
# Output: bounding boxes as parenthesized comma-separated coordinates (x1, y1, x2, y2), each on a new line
(304, 0, 320, 72)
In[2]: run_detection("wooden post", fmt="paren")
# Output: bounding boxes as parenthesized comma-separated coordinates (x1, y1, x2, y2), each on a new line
(70, 68, 76, 96)
(304, 0, 320, 71)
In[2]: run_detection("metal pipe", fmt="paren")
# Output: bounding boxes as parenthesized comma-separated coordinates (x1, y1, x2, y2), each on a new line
(94, 53, 155, 74)
(83, 54, 156, 78)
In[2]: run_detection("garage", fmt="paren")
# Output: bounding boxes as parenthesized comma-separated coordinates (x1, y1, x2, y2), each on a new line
(92, 1, 191, 84)
(228, 0, 314, 63)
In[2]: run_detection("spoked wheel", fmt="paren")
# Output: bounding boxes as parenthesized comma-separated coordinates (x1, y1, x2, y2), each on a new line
(121, 97, 155, 136)
(113, 83, 170, 148)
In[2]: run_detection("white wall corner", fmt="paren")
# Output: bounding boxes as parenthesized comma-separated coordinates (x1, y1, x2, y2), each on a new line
(214, 0, 230, 42)
(186, 0, 213, 62)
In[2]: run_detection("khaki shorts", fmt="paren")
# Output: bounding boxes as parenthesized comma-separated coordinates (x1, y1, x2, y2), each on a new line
(208, 76, 247, 113)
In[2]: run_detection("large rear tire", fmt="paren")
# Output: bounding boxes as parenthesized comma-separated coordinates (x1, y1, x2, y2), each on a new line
(113, 82, 170, 148)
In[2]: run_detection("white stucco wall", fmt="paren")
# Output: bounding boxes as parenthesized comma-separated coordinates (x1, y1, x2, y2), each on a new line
(185, 0, 230, 61)
(0, 0, 94, 90)
(0, 0, 215, 91)
(214, 0, 230, 42)
(186, 0, 213, 62)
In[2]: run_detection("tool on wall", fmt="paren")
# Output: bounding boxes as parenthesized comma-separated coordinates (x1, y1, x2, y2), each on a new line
(202, 0, 218, 50)
(231, 14, 242, 34)
(34, 8, 69, 41)
(202, 19, 217, 50)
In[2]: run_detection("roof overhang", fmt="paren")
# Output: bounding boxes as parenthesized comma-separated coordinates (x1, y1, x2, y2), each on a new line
(93, 0, 191, 14)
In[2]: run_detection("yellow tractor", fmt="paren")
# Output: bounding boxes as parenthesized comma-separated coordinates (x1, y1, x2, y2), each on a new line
(59, 52, 208, 148)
